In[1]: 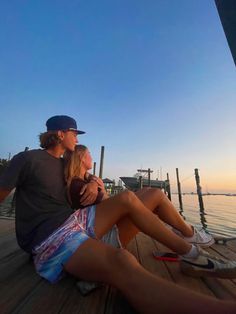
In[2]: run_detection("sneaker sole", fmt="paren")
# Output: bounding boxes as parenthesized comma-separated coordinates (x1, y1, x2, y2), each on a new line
(180, 262, 236, 279)
(188, 237, 215, 248)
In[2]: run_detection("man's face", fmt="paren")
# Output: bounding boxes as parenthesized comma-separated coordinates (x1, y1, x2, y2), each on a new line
(60, 130, 78, 151)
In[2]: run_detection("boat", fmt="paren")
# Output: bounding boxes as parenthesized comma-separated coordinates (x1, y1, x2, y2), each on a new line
(120, 176, 169, 191)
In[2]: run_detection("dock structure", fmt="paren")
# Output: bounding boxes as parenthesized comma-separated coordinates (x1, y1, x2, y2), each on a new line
(1, 218, 236, 313)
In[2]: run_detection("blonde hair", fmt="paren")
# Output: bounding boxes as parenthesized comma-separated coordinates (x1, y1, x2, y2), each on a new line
(64, 144, 88, 188)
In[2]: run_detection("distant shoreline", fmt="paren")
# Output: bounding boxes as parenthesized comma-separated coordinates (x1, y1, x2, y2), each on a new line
(172, 192, 236, 196)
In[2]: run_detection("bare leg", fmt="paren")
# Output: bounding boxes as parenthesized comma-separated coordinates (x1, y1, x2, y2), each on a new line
(137, 188, 193, 235)
(94, 190, 191, 255)
(64, 239, 236, 314)
(117, 188, 193, 246)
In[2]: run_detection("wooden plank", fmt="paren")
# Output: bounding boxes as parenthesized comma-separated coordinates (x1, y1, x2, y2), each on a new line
(56, 282, 109, 314)
(11, 277, 74, 314)
(135, 233, 172, 281)
(154, 241, 215, 297)
(0, 249, 30, 281)
(104, 287, 137, 314)
(0, 218, 15, 234)
(201, 246, 236, 300)
(226, 240, 236, 254)
(0, 262, 42, 314)
(0, 233, 20, 259)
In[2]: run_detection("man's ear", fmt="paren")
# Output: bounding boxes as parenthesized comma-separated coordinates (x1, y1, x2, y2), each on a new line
(57, 130, 65, 141)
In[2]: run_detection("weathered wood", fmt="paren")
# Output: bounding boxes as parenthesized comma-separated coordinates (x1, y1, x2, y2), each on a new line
(166, 173, 171, 201)
(202, 246, 236, 300)
(1, 262, 42, 314)
(59, 285, 109, 314)
(1, 221, 236, 313)
(136, 233, 172, 281)
(194, 168, 205, 212)
(99, 146, 105, 179)
(176, 168, 183, 211)
(154, 241, 215, 296)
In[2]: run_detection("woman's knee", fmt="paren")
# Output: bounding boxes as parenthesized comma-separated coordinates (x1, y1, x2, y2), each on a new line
(150, 188, 165, 202)
(118, 190, 137, 206)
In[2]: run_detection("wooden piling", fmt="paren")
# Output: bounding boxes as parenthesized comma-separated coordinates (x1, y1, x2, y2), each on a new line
(148, 168, 151, 187)
(93, 162, 96, 176)
(166, 173, 171, 201)
(194, 168, 205, 212)
(176, 168, 183, 211)
(99, 146, 105, 179)
(139, 176, 143, 189)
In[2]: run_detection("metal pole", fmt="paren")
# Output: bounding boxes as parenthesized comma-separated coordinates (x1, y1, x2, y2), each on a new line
(93, 162, 96, 176)
(99, 146, 105, 179)
(176, 168, 183, 211)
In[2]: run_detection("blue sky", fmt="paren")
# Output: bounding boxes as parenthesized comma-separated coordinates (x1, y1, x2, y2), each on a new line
(0, 0, 235, 193)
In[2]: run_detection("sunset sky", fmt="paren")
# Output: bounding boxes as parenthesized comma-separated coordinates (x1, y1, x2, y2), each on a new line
(0, 0, 235, 193)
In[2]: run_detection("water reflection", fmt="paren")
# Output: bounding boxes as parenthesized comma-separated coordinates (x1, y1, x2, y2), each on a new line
(174, 194, 236, 238)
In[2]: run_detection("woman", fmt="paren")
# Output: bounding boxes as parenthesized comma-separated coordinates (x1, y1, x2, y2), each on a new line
(64, 144, 214, 251)
(0, 115, 235, 314)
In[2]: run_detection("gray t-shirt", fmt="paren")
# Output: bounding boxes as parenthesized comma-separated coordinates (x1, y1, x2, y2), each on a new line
(0, 149, 73, 253)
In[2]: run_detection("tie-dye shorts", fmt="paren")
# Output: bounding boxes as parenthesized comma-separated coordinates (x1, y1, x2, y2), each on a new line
(32, 205, 121, 284)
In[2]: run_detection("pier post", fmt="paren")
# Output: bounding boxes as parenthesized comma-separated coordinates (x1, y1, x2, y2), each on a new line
(148, 168, 151, 187)
(166, 173, 171, 201)
(93, 162, 96, 176)
(176, 168, 183, 211)
(139, 176, 143, 189)
(99, 146, 105, 179)
(194, 168, 205, 212)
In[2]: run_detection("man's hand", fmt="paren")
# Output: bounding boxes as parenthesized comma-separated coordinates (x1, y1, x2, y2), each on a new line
(80, 181, 98, 206)
(91, 177, 105, 190)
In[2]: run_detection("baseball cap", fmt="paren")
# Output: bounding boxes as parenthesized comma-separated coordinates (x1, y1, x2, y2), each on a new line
(46, 115, 85, 134)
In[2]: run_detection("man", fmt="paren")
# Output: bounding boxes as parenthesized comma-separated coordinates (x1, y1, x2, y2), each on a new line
(0, 115, 98, 253)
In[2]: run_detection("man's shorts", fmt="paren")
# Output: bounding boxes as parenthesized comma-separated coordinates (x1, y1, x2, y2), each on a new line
(32, 205, 122, 284)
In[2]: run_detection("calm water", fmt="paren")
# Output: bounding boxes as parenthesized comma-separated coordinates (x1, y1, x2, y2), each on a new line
(1, 193, 236, 238)
(171, 194, 236, 238)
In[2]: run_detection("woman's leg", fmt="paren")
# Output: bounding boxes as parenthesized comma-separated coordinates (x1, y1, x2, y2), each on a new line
(64, 238, 236, 314)
(136, 188, 193, 235)
(94, 190, 191, 255)
(116, 188, 193, 246)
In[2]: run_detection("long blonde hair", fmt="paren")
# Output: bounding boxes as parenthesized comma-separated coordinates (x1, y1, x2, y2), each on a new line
(64, 144, 88, 188)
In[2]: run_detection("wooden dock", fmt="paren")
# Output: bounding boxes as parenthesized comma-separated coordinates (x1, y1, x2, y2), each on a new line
(1, 218, 236, 313)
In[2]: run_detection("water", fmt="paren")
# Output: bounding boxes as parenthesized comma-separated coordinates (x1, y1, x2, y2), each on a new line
(1, 193, 236, 239)
(171, 194, 236, 238)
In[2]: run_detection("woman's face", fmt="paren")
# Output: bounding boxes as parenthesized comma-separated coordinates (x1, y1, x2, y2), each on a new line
(81, 149, 93, 170)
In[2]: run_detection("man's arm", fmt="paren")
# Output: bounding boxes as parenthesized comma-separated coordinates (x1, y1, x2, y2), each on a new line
(0, 189, 12, 203)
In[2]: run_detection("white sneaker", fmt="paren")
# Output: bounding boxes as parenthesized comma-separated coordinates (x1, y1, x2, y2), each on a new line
(173, 226, 214, 247)
(181, 247, 236, 279)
